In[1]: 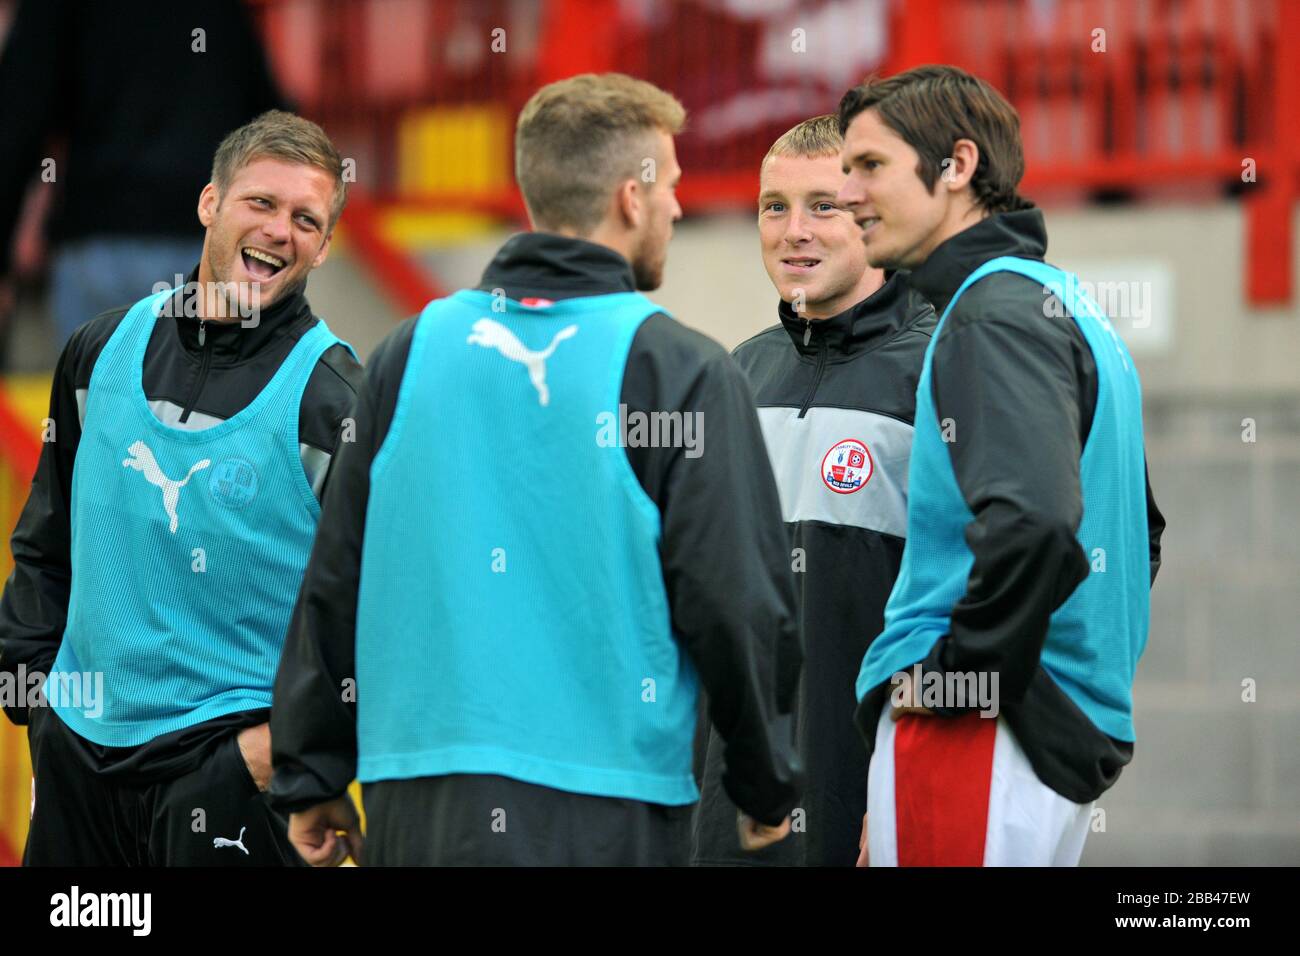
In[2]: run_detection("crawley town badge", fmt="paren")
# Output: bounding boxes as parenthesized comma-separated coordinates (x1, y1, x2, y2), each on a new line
(821, 438, 873, 494)
(209, 457, 259, 509)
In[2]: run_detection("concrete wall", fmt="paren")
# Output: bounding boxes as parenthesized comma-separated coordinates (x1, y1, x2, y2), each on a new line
(421, 202, 1300, 396)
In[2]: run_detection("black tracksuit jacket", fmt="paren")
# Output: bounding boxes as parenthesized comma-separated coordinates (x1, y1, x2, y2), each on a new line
(693, 274, 936, 865)
(267, 233, 805, 864)
(0, 274, 363, 780)
(853, 209, 1166, 804)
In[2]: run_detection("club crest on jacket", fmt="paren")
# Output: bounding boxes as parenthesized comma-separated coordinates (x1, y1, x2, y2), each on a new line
(820, 438, 873, 494)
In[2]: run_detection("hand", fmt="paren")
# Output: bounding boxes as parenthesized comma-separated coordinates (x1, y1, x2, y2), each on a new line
(856, 811, 869, 867)
(888, 671, 935, 721)
(236, 723, 272, 791)
(737, 811, 791, 851)
(289, 795, 364, 867)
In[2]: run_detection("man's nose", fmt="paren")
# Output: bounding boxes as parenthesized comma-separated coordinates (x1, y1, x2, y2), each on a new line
(785, 208, 813, 244)
(261, 211, 292, 244)
(837, 171, 867, 210)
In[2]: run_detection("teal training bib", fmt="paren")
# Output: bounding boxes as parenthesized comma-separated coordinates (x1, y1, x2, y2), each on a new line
(51, 290, 348, 745)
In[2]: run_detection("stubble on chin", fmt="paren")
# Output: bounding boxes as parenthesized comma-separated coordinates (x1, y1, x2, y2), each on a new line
(633, 260, 663, 292)
(631, 236, 665, 291)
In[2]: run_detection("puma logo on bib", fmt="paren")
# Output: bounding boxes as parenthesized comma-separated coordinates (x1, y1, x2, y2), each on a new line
(122, 440, 210, 533)
(467, 318, 578, 407)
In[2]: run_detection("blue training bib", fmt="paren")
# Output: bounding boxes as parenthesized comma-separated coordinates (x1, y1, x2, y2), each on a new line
(51, 290, 349, 745)
(857, 258, 1150, 741)
(355, 290, 700, 805)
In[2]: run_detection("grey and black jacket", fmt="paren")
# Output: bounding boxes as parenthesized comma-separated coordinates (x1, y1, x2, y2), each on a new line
(694, 274, 936, 866)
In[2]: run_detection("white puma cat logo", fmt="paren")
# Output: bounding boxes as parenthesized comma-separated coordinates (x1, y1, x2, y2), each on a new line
(467, 318, 578, 406)
(213, 826, 249, 855)
(122, 440, 210, 533)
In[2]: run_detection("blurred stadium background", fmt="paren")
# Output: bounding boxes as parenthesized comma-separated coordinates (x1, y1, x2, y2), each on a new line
(0, 0, 1297, 865)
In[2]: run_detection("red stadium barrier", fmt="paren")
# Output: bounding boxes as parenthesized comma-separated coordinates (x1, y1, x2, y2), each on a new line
(341, 187, 448, 315)
(248, 0, 1299, 306)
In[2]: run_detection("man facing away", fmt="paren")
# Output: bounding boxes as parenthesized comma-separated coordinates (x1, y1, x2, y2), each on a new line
(836, 65, 1165, 866)
(269, 73, 803, 866)
(693, 115, 934, 866)
(0, 110, 362, 866)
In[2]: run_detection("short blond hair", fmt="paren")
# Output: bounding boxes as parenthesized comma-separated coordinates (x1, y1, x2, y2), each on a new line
(763, 114, 843, 168)
(211, 110, 348, 228)
(515, 73, 686, 234)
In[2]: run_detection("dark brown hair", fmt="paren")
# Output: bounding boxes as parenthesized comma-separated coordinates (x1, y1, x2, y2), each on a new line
(837, 64, 1033, 214)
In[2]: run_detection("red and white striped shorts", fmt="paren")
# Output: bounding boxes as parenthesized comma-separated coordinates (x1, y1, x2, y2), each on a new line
(867, 705, 1095, 866)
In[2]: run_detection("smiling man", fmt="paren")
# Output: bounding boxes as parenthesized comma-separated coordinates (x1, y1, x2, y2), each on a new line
(0, 110, 362, 866)
(692, 115, 934, 867)
(836, 66, 1164, 866)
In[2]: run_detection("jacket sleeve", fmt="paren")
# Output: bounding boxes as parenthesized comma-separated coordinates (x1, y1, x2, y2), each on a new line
(268, 322, 411, 813)
(917, 314, 1091, 709)
(299, 343, 365, 501)
(622, 317, 803, 826)
(1146, 461, 1164, 586)
(0, 327, 83, 724)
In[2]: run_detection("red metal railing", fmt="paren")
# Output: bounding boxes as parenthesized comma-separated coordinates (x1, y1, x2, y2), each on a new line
(248, 0, 1299, 306)
(342, 188, 445, 314)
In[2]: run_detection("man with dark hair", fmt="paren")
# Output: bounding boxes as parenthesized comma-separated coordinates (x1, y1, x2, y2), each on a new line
(836, 65, 1164, 866)
(692, 115, 934, 866)
(0, 110, 362, 866)
(270, 74, 802, 866)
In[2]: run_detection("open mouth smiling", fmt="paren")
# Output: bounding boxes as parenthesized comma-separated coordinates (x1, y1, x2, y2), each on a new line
(241, 246, 288, 280)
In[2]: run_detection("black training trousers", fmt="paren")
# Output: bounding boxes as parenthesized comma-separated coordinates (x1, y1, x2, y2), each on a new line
(23, 706, 304, 867)
(362, 773, 693, 866)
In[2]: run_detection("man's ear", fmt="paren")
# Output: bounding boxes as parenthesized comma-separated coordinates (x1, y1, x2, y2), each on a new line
(616, 178, 643, 230)
(943, 139, 980, 193)
(197, 183, 219, 228)
(311, 231, 333, 270)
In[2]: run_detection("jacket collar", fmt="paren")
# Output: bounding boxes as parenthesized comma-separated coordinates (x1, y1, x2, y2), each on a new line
(478, 232, 637, 301)
(906, 208, 1048, 317)
(166, 267, 316, 364)
(778, 271, 917, 358)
